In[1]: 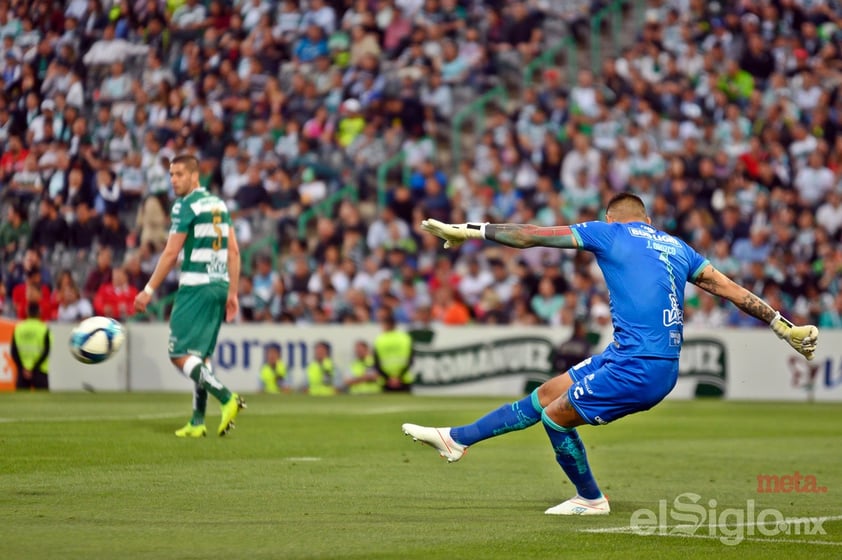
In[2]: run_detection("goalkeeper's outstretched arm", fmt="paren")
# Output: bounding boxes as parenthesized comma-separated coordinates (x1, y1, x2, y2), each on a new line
(692, 264, 818, 360)
(693, 264, 777, 323)
(420, 218, 579, 249)
(484, 223, 579, 249)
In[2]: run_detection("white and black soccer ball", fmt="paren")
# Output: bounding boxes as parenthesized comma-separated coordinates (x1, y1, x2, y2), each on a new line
(69, 316, 126, 364)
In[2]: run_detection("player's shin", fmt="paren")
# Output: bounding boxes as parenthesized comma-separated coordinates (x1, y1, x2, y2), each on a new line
(191, 385, 208, 426)
(450, 390, 544, 446)
(541, 412, 602, 500)
(183, 355, 232, 404)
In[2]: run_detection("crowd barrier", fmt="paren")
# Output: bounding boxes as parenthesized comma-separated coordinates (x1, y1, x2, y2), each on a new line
(1, 323, 834, 401)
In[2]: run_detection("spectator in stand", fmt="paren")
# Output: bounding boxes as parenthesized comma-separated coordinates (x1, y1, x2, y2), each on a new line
(83, 246, 113, 299)
(300, 0, 336, 35)
(98, 211, 129, 257)
(11, 267, 52, 320)
(819, 292, 842, 329)
(68, 201, 99, 257)
(794, 151, 835, 208)
(117, 151, 146, 212)
(5, 248, 51, 298)
(816, 189, 842, 238)
(93, 266, 137, 320)
(82, 23, 149, 67)
(0, 203, 29, 263)
(531, 276, 565, 326)
(366, 205, 410, 253)
(29, 198, 69, 254)
(252, 254, 278, 304)
(123, 250, 151, 292)
(457, 256, 493, 309)
(95, 169, 121, 215)
(134, 192, 169, 251)
(0, 135, 29, 184)
(100, 62, 133, 104)
(431, 284, 470, 325)
(171, 0, 208, 40)
(53, 270, 93, 323)
(294, 23, 329, 65)
(8, 153, 43, 204)
(687, 292, 729, 329)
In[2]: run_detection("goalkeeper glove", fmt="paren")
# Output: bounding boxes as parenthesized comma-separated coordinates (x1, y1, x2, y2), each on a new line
(769, 311, 819, 361)
(421, 218, 488, 249)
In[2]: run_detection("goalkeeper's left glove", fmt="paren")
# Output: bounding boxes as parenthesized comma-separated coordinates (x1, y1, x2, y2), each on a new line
(769, 311, 819, 360)
(421, 218, 488, 249)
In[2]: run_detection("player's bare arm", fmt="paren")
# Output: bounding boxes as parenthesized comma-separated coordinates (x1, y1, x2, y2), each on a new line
(692, 264, 776, 323)
(225, 227, 241, 322)
(420, 218, 579, 250)
(147, 232, 187, 292)
(485, 224, 579, 250)
(133, 232, 187, 312)
(693, 263, 818, 359)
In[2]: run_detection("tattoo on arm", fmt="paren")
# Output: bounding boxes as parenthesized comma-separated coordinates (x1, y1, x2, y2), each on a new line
(692, 268, 725, 296)
(486, 224, 577, 249)
(736, 292, 776, 324)
(693, 266, 776, 324)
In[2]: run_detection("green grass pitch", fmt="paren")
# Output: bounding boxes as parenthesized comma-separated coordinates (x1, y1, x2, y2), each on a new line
(2, 393, 840, 560)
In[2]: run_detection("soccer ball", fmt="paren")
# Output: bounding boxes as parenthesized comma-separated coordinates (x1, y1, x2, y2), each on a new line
(69, 316, 126, 364)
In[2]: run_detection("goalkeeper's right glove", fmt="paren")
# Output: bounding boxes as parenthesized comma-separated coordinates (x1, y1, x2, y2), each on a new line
(769, 311, 819, 360)
(421, 218, 488, 249)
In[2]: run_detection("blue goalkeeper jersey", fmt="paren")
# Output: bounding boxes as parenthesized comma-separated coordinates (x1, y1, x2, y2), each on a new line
(570, 221, 709, 359)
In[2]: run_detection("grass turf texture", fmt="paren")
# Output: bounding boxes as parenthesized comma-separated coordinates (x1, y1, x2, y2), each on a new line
(1, 394, 840, 560)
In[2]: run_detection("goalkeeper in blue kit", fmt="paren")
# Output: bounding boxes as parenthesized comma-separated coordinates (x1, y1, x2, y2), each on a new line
(403, 193, 818, 515)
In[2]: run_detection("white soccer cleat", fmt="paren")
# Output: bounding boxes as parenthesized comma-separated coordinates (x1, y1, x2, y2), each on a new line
(544, 494, 610, 516)
(402, 423, 467, 463)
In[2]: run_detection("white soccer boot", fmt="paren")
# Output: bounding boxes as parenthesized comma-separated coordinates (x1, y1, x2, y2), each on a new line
(544, 494, 610, 516)
(402, 423, 467, 463)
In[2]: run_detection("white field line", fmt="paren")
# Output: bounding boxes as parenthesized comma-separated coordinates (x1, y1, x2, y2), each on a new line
(582, 514, 842, 534)
(580, 514, 842, 546)
(593, 531, 842, 547)
(0, 404, 433, 424)
(0, 412, 185, 423)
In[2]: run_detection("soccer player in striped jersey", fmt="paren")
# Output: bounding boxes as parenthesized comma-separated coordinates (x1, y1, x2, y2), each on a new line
(134, 154, 245, 437)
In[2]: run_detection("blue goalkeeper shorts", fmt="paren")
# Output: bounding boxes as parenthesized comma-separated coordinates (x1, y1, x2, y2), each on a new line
(566, 344, 679, 425)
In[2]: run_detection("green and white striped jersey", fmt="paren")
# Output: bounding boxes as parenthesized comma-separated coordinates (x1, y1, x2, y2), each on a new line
(170, 188, 232, 287)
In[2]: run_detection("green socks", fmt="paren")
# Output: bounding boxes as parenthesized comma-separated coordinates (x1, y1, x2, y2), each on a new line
(189, 364, 232, 405)
(190, 386, 208, 426)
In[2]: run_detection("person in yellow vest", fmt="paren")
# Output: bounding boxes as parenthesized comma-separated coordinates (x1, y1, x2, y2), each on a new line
(259, 344, 288, 394)
(374, 309, 414, 392)
(345, 340, 382, 395)
(307, 340, 337, 396)
(335, 98, 365, 148)
(11, 302, 53, 390)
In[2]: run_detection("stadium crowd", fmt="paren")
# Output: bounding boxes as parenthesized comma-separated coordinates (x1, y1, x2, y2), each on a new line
(1, 0, 842, 332)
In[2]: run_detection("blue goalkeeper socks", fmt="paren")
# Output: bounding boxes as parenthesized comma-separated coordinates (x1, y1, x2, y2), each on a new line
(450, 390, 544, 446)
(542, 411, 602, 500)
